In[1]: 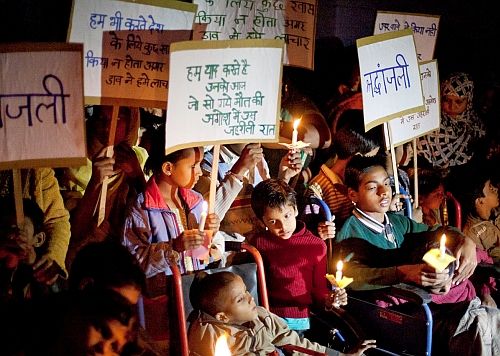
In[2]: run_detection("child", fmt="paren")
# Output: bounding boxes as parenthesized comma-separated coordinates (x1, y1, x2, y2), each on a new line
(408, 168, 446, 227)
(335, 155, 499, 356)
(251, 179, 339, 335)
(462, 172, 500, 264)
(188, 271, 376, 356)
(308, 109, 383, 230)
(0, 197, 51, 301)
(122, 138, 224, 280)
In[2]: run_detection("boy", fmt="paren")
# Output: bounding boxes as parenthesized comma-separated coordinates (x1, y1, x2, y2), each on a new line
(462, 173, 500, 264)
(335, 155, 500, 356)
(251, 179, 338, 334)
(188, 271, 376, 356)
(0, 197, 49, 301)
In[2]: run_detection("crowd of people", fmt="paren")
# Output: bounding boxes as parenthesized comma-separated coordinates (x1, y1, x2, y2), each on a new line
(2, 41, 500, 355)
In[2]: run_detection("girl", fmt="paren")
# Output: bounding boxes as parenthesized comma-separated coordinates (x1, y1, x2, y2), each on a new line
(122, 140, 223, 279)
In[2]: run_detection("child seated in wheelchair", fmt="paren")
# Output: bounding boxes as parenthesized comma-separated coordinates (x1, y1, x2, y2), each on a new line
(335, 154, 500, 356)
(461, 171, 500, 265)
(188, 271, 376, 356)
(250, 179, 340, 336)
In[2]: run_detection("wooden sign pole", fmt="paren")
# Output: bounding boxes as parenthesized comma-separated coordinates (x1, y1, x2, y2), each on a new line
(386, 123, 400, 194)
(413, 138, 419, 207)
(208, 144, 220, 214)
(97, 106, 119, 226)
(12, 168, 24, 225)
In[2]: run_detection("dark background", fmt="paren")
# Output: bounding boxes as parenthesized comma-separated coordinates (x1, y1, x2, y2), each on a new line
(1, 0, 497, 109)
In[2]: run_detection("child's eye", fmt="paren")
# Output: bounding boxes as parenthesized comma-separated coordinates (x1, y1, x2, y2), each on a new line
(268, 220, 276, 225)
(285, 213, 291, 218)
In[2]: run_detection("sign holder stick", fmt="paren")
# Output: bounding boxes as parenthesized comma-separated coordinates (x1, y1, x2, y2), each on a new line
(12, 168, 25, 225)
(386, 122, 400, 194)
(208, 144, 220, 214)
(97, 106, 119, 226)
(412, 138, 419, 207)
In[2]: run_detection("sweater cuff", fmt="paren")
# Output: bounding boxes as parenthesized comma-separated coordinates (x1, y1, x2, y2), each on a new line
(324, 347, 340, 356)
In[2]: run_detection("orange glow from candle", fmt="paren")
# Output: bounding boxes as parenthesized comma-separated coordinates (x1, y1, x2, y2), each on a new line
(214, 333, 231, 356)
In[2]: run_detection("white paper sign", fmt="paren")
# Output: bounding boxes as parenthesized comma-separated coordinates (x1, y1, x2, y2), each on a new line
(374, 11, 440, 62)
(166, 39, 284, 155)
(0, 43, 86, 170)
(68, 0, 197, 103)
(192, 0, 317, 70)
(385, 60, 440, 148)
(357, 29, 425, 131)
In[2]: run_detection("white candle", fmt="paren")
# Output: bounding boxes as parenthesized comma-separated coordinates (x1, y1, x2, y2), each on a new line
(291, 118, 300, 146)
(198, 201, 208, 232)
(440, 234, 446, 258)
(336, 260, 343, 282)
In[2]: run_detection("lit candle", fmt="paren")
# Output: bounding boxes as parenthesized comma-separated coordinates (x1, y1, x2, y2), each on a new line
(291, 118, 301, 146)
(214, 333, 231, 356)
(198, 201, 208, 232)
(440, 234, 446, 259)
(336, 260, 343, 282)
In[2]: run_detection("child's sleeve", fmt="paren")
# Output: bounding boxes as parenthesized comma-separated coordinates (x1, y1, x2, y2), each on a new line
(473, 248, 497, 296)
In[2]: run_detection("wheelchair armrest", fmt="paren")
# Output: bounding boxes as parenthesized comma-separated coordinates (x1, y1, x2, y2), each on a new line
(476, 262, 500, 278)
(388, 283, 432, 305)
(280, 345, 327, 356)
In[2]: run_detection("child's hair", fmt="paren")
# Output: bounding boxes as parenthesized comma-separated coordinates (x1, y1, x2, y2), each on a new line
(344, 155, 388, 190)
(251, 179, 297, 221)
(407, 168, 443, 197)
(144, 126, 201, 176)
(456, 171, 491, 216)
(69, 240, 146, 294)
(332, 110, 383, 160)
(190, 271, 239, 317)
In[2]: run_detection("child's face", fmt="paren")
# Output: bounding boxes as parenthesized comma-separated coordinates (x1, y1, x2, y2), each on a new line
(261, 204, 297, 240)
(348, 166, 392, 219)
(217, 275, 258, 325)
(441, 94, 468, 117)
(168, 147, 203, 189)
(421, 184, 445, 210)
(0, 216, 43, 266)
(481, 180, 499, 211)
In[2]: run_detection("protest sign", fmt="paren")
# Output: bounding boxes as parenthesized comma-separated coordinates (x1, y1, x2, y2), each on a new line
(374, 11, 440, 62)
(68, 0, 197, 105)
(0, 42, 86, 170)
(165, 39, 284, 155)
(385, 60, 440, 148)
(100, 29, 191, 108)
(192, 0, 316, 70)
(357, 28, 425, 131)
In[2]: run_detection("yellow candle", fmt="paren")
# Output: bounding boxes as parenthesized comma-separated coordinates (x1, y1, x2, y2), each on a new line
(198, 200, 208, 232)
(291, 118, 300, 146)
(336, 260, 343, 282)
(440, 234, 446, 258)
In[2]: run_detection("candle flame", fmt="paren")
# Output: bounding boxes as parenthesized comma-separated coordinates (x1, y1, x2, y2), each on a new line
(337, 260, 343, 271)
(202, 200, 208, 213)
(440, 234, 446, 246)
(214, 333, 231, 356)
(293, 118, 301, 130)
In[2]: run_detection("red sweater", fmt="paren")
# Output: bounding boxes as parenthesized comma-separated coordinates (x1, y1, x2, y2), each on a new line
(254, 221, 330, 319)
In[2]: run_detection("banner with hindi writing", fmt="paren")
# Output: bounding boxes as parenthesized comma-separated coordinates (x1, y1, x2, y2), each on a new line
(357, 28, 425, 131)
(0, 43, 86, 170)
(192, 0, 316, 70)
(385, 60, 440, 148)
(68, 0, 197, 105)
(166, 39, 284, 155)
(100, 29, 191, 108)
(374, 11, 440, 62)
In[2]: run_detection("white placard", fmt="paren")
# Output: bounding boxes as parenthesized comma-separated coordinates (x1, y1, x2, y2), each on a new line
(357, 29, 425, 131)
(166, 39, 284, 155)
(68, 0, 197, 104)
(374, 11, 440, 62)
(0, 43, 86, 170)
(192, 0, 317, 70)
(385, 60, 440, 148)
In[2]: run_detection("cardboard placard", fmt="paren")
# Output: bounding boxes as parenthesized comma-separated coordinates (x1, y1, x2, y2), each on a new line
(192, 0, 316, 70)
(0, 42, 86, 170)
(165, 39, 284, 155)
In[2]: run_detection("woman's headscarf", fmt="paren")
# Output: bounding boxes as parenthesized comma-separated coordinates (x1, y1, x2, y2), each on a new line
(417, 72, 485, 169)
